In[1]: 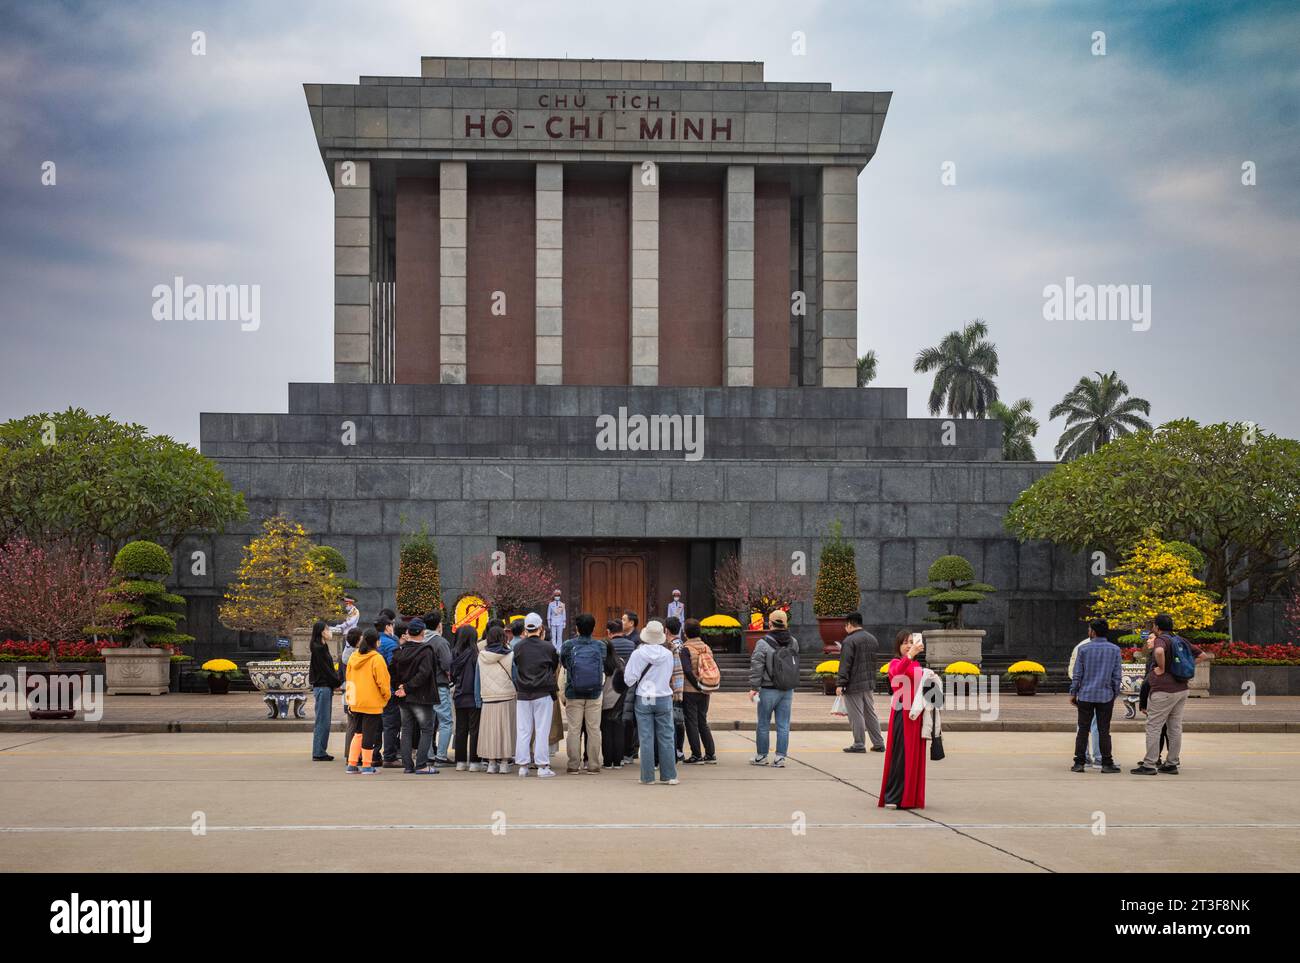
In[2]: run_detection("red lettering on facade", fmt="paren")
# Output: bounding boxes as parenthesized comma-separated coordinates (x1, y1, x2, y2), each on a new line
(465, 114, 485, 137)
(639, 117, 663, 139)
(711, 117, 732, 141)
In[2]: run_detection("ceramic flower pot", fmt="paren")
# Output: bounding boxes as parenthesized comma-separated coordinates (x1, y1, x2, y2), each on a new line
(207, 675, 231, 695)
(1013, 675, 1038, 696)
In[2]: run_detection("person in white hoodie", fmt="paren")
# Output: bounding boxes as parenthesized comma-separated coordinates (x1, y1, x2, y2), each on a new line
(621, 620, 679, 786)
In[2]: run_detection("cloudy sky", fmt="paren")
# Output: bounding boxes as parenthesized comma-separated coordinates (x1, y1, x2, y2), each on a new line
(2, 0, 1297, 456)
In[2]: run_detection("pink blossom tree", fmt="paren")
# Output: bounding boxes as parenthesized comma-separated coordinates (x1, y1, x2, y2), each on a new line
(0, 537, 120, 665)
(468, 541, 560, 618)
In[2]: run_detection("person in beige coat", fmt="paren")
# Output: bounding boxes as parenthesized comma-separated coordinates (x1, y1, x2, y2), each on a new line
(476, 625, 517, 773)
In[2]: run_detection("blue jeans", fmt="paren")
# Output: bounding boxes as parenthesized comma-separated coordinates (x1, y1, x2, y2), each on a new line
(312, 687, 333, 757)
(381, 699, 401, 762)
(634, 696, 677, 783)
(399, 701, 435, 770)
(434, 685, 454, 759)
(755, 688, 793, 759)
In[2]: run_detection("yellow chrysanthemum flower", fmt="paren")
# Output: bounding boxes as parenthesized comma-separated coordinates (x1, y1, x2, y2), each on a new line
(700, 614, 741, 627)
(1007, 660, 1046, 674)
(201, 658, 237, 672)
(944, 661, 981, 675)
(814, 660, 839, 673)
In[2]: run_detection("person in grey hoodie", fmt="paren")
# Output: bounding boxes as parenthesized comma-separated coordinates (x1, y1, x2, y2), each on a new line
(622, 620, 678, 785)
(748, 609, 800, 767)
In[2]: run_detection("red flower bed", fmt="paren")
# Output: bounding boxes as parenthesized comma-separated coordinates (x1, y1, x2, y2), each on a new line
(0, 639, 118, 662)
(1122, 641, 1300, 666)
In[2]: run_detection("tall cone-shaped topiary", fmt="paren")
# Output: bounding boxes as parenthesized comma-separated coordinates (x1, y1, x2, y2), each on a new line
(813, 521, 860, 616)
(396, 523, 442, 617)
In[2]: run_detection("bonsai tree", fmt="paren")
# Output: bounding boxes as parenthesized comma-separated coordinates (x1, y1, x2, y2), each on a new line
(0, 536, 120, 665)
(100, 540, 193, 650)
(0, 408, 246, 551)
(219, 515, 344, 656)
(1090, 530, 1222, 632)
(813, 521, 860, 617)
(907, 555, 996, 628)
(396, 523, 442, 617)
(468, 540, 558, 619)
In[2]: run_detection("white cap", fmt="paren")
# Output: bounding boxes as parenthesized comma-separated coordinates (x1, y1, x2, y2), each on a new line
(524, 612, 544, 630)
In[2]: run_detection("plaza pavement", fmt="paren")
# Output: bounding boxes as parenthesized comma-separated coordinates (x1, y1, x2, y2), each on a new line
(2, 691, 1297, 731)
(1, 728, 1297, 872)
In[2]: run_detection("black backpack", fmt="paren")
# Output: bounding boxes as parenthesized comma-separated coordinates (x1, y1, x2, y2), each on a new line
(767, 637, 800, 691)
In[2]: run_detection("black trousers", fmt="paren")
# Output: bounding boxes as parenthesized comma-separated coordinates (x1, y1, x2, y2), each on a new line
(1074, 699, 1115, 765)
(601, 707, 624, 766)
(358, 711, 383, 751)
(453, 706, 481, 763)
(683, 692, 714, 758)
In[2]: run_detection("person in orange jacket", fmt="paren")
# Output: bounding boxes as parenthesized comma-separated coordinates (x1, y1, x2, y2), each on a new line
(345, 628, 392, 774)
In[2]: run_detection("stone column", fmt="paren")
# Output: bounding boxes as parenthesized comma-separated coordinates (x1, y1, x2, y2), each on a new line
(439, 161, 468, 384)
(334, 159, 372, 383)
(629, 160, 659, 385)
(817, 166, 858, 387)
(724, 165, 755, 386)
(535, 162, 564, 384)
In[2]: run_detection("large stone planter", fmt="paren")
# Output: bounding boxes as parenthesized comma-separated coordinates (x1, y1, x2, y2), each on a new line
(922, 629, 985, 669)
(103, 647, 170, 695)
(247, 660, 312, 719)
(1187, 661, 1210, 698)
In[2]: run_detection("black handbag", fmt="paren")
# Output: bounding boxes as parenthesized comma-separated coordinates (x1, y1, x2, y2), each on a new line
(930, 732, 945, 761)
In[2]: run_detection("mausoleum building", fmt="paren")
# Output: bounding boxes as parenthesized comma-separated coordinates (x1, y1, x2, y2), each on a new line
(189, 57, 1092, 668)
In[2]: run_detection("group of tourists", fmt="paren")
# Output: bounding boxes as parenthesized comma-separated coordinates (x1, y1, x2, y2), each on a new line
(1067, 613, 1213, 774)
(304, 594, 1206, 805)
(306, 598, 731, 784)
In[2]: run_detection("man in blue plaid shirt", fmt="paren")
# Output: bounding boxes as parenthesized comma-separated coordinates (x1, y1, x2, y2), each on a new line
(1068, 619, 1123, 773)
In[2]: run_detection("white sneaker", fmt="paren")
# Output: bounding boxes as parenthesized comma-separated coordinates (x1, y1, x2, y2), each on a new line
(537, 766, 556, 778)
(455, 762, 467, 771)
(486, 761, 498, 774)
(663, 778, 679, 785)
(468, 762, 484, 772)
(500, 761, 512, 773)
(518, 765, 529, 777)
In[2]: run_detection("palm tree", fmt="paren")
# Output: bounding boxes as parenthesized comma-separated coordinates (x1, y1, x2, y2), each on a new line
(989, 398, 1039, 461)
(856, 350, 877, 387)
(913, 319, 1000, 417)
(1050, 370, 1152, 461)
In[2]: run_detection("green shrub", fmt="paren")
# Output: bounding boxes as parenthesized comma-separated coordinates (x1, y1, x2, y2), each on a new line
(113, 541, 173, 578)
(813, 521, 859, 616)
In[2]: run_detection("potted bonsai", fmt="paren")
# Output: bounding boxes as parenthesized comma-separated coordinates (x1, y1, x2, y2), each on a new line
(198, 658, 240, 694)
(907, 555, 995, 668)
(0, 536, 120, 718)
(1005, 659, 1047, 696)
(100, 540, 190, 696)
(812, 521, 859, 655)
(219, 515, 343, 718)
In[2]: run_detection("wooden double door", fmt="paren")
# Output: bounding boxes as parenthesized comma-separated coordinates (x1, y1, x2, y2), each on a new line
(581, 552, 650, 628)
